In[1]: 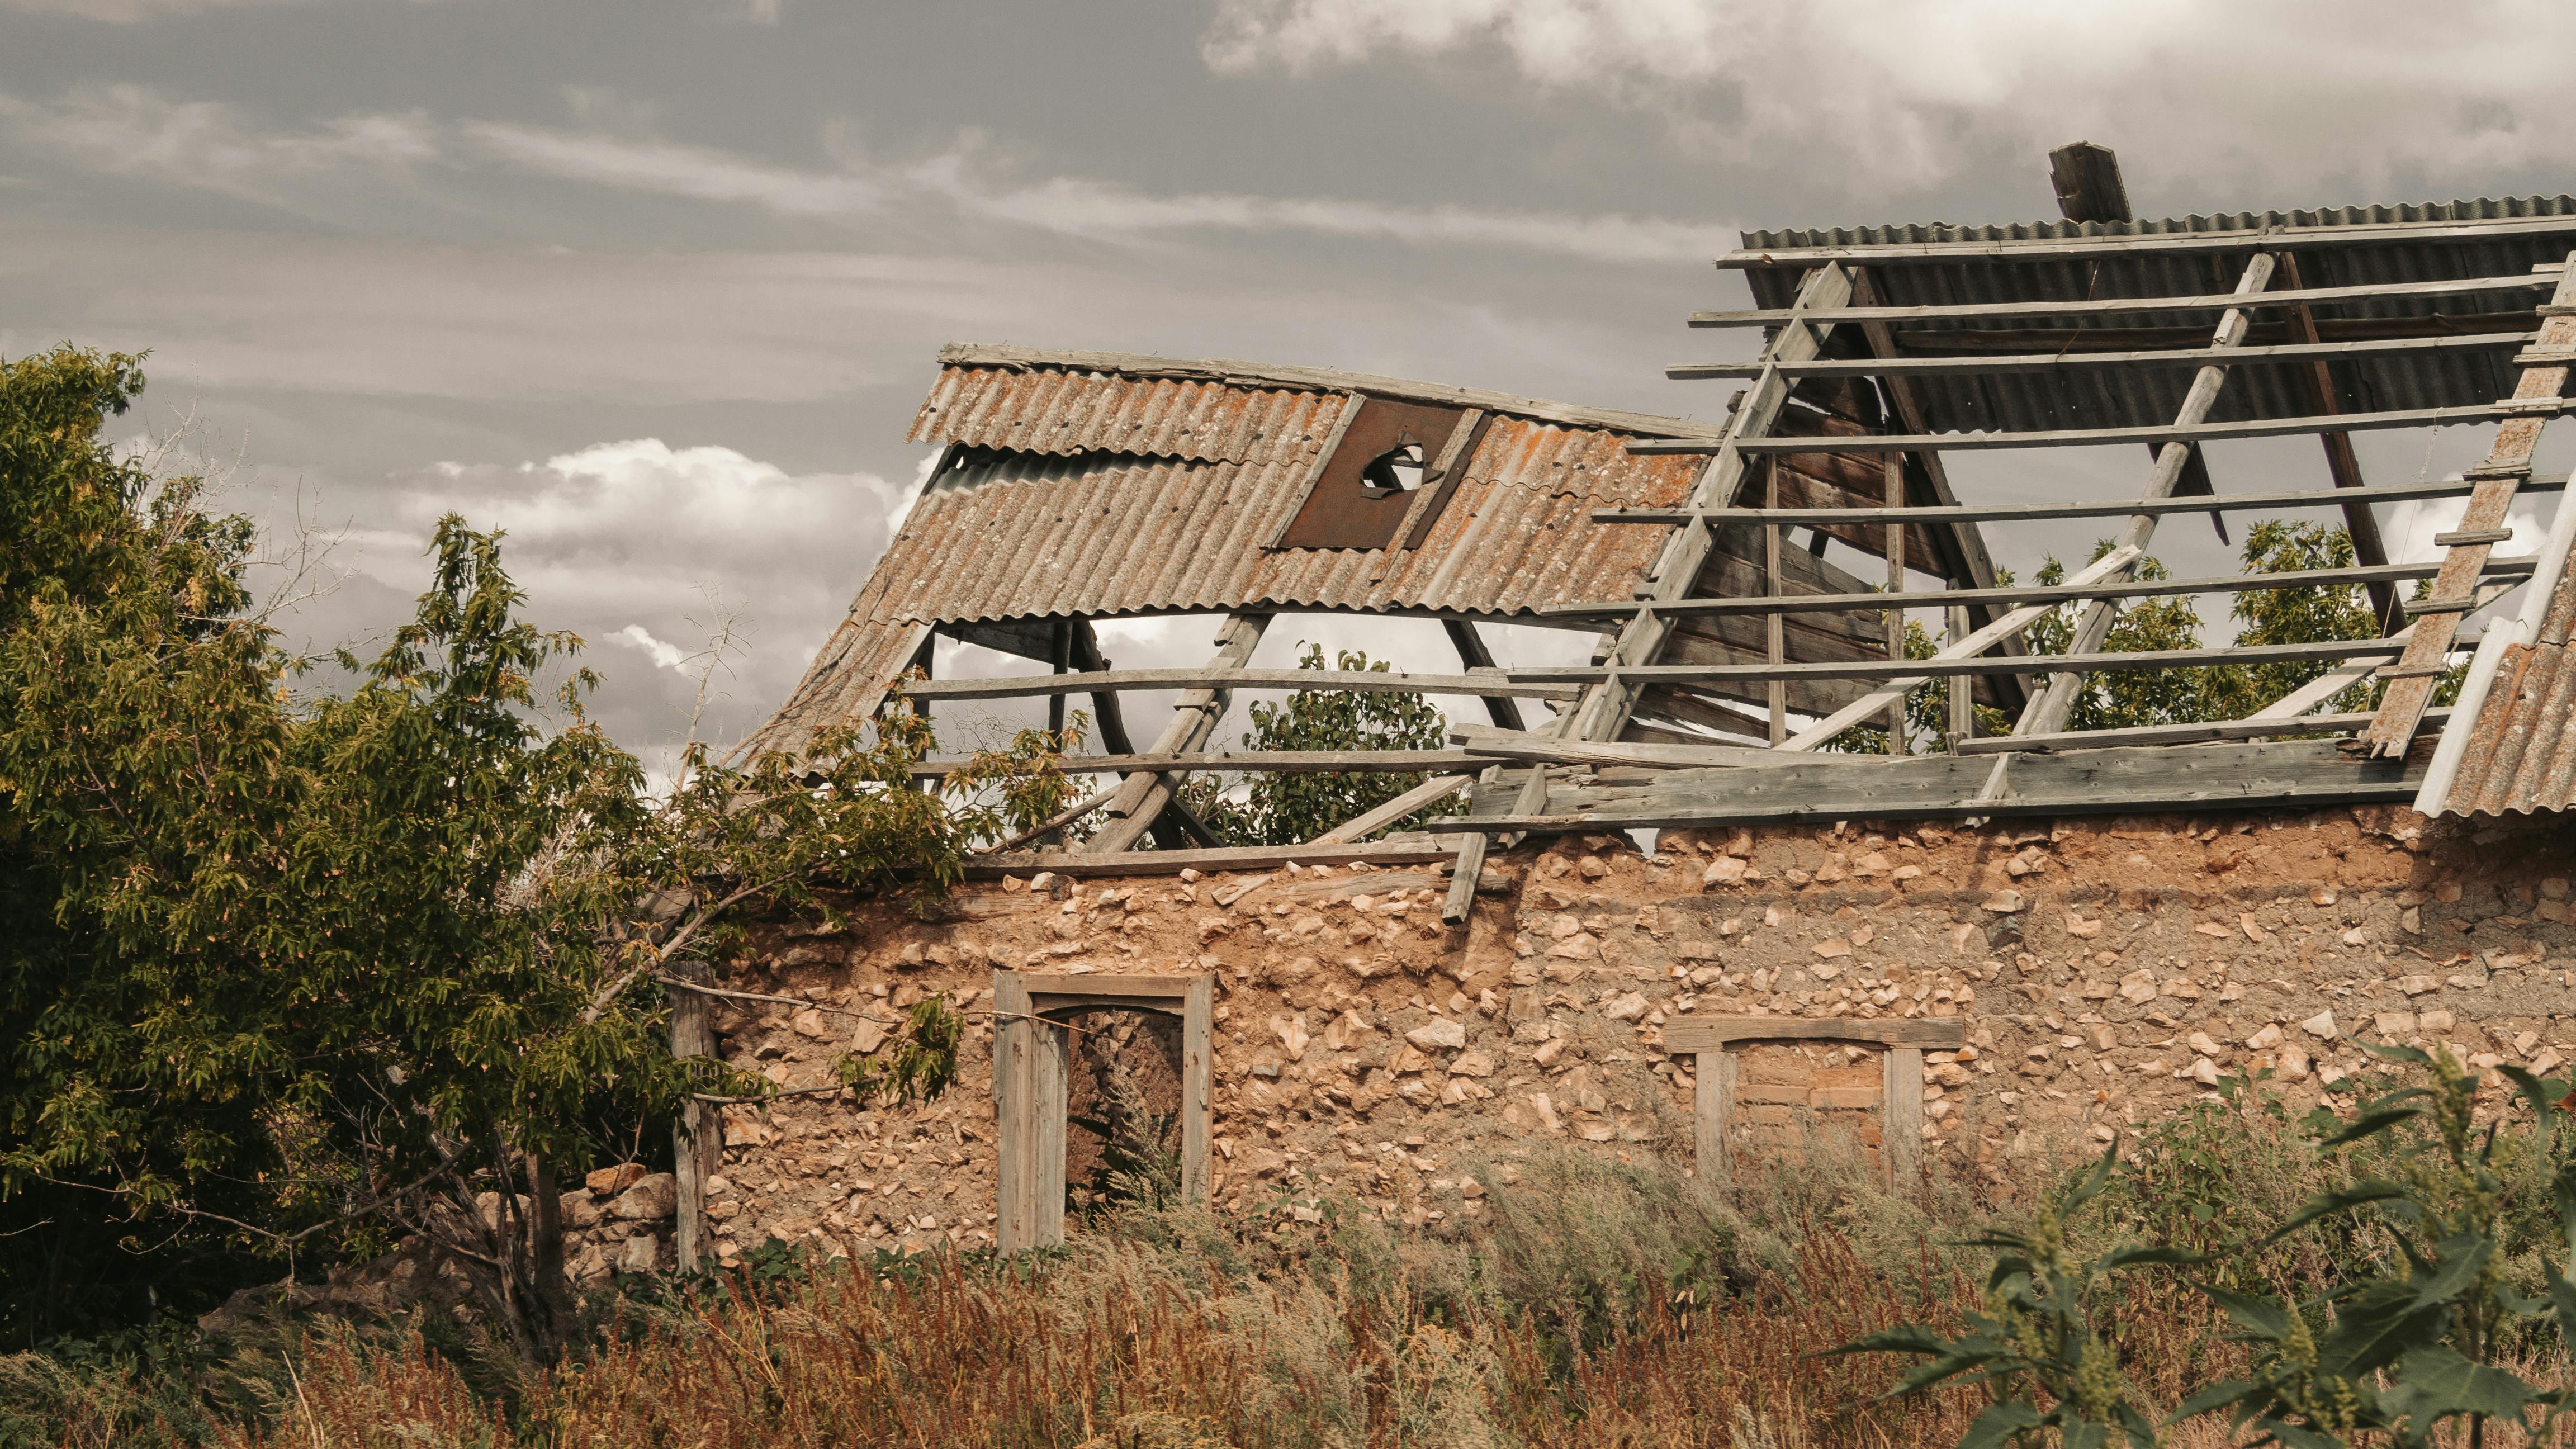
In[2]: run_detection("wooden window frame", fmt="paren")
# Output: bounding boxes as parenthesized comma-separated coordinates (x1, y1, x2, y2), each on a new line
(991, 970, 1213, 1252)
(1660, 1015, 1964, 1190)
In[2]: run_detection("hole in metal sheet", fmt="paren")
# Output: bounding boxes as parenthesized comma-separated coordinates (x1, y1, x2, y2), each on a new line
(1360, 442, 1428, 495)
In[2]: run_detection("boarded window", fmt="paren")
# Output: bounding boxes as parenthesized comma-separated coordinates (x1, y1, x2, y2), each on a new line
(1272, 396, 1475, 550)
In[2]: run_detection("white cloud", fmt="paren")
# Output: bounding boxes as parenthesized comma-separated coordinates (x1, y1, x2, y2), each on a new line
(0, 84, 437, 201)
(1, 0, 325, 18)
(614, 623, 689, 671)
(1200, 0, 2576, 200)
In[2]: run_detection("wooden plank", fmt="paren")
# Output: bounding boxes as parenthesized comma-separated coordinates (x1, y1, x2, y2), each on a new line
(1688, 271, 2559, 328)
(1032, 1003, 1067, 1249)
(666, 965, 716, 1270)
(1451, 723, 1881, 771)
(1589, 475, 2566, 529)
(1458, 740, 2426, 829)
(1695, 1050, 1736, 1183)
(1538, 556, 2531, 621)
(2365, 249, 2576, 758)
(1526, 634, 2404, 686)
(1665, 1016, 1968, 1052)
(2016, 252, 2276, 739)
(1884, 1048, 1925, 1191)
(993, 970, 1037, 1253)
(1669, 332, 2537, 381)
(1715, 218, 2576, 268)
(1775, 547, 2143, 747)
(1083, 615, 1271, 855)
(1181, 976, 1214, 1204)
(904, 666, 1579, 703)
(917, 749, 1474, 778)
(1025, 973, 1196, 1002)
(1956, 709, 2450, 755)
(970, 836, 1467, 878)
(1632, 398, 2576, 457)
(1308, 773, 1472, 844)
(2049, 141, 2132, 224)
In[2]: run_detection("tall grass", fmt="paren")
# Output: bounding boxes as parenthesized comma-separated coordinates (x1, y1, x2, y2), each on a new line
(26, 1086, 2574, 1448)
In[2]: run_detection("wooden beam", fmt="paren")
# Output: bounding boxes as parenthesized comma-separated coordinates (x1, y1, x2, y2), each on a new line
(1715, 217, 2576, 268)
(2017, 252, 2276, 740)
(1308, 773, 1473, 844)
(1442, 618, 1526, 731)
(1632, 398, 2576, 456)
(1082, 615, 1270, 855)
(1688, 271, 2558, 328)
(1450, 724, 1882, 771)
(1773, 546, 2144, 748)
(1589, 475, 2566, 529)
(904, 666, 1579, 703)
(970, 836, 1468, 878)
(1667, 332, 2538, 381)
(1954, 709, 2451, 755)
(916, 749, 1474, 778)
(1665, 1016, 1967, 1052)
(1538, 556, 2531, 621)
(2363, 249, 2576, 758)
(1524, 634, 2404, 686)
(1885, 1047, 1925, 1191)
(1457, 739, 2425, 830)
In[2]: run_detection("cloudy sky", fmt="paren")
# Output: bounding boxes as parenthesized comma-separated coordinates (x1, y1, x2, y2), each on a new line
(7, 0, 2574, 764)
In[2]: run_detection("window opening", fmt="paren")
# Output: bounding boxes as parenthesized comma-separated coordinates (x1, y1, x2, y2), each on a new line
(1360, 442, 1428, 495)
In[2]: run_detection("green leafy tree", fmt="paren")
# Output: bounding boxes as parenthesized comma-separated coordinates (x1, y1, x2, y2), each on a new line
(1176, 644, 1446, 846)
(0, 348, 988, 1359)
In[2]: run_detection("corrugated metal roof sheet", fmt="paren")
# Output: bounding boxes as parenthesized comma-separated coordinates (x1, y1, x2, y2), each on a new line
(1737, 197, 2576, 434)
(745, 352, 1720, 757)
(2435, 533, 2576, 817)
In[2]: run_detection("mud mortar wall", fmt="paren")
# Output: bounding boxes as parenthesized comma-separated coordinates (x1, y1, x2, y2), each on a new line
(698, 807, 2576, 1262)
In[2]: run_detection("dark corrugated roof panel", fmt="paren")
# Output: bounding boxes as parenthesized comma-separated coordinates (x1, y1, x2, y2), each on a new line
(1735, 197, 2576, 434)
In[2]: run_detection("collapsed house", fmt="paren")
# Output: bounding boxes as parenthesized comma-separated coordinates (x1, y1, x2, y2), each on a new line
(637, 145, 2576, 1275)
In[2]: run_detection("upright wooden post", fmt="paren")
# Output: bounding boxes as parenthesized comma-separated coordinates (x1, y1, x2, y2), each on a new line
(1180, 975, 1214, 1204)
(1884, 1047, 1925, 1191)
(1693, 1049, 1737, 1185)
(666, 970, 716, 1270)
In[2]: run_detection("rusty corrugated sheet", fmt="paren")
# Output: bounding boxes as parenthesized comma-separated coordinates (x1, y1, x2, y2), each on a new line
(1736, 196, 2576, 434)
(910, 366, 1320, 464)
(2437, 562, 2576, 817)
(746, 353, 1716, 757)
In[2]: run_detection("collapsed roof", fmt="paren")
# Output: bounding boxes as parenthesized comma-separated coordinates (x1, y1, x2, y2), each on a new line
(745, 146, 2576, 904)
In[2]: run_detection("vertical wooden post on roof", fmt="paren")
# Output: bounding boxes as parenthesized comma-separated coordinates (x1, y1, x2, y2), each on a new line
(1883, 1048, 1925, 1192)
(1884, 456, 1907, 754)
(665, 968, 716, 1270)
(2047, 141, 2132, 226)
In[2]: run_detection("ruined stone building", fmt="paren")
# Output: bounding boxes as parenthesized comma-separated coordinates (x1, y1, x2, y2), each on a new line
(615, 145, 2576, 1273)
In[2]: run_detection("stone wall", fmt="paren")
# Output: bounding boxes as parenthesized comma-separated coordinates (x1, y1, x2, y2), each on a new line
(684, 805, 2576, 1265)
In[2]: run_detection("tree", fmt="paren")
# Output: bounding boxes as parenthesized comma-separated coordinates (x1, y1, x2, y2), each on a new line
(1176, 644, 1447, 845)
(0, 349, 991, 1359)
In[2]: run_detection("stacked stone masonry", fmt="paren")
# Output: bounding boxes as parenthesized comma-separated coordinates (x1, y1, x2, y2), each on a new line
(671, 806, 2576, 1265)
